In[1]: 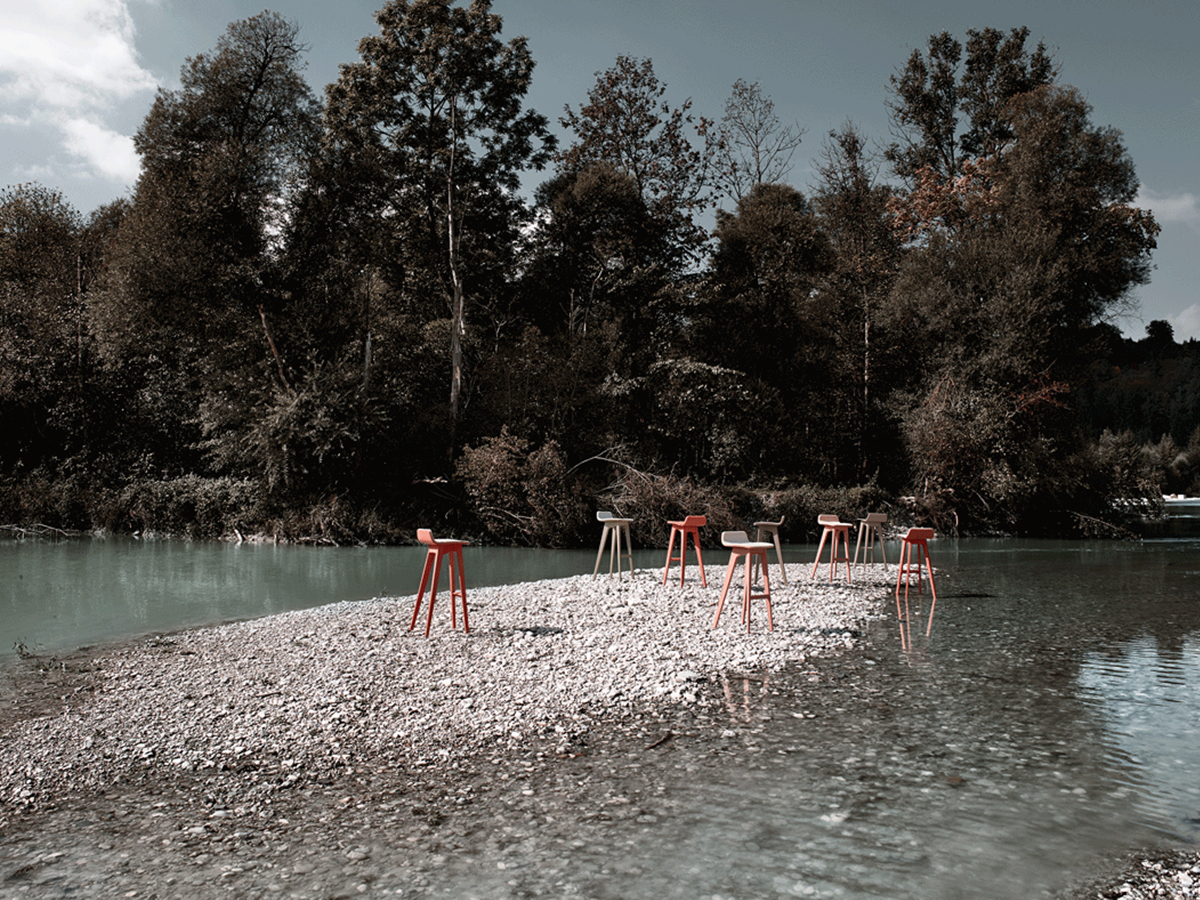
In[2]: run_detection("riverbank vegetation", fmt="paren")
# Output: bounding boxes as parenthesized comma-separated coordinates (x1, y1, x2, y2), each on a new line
(1, 3, 1191, 544)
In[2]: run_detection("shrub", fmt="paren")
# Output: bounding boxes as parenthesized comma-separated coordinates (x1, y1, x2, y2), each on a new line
(120, 475, 261, 539)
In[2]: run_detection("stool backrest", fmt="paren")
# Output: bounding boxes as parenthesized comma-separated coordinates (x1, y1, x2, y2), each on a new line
(682, 514, 707, 527)
(904, 527, 934, 541)
(864, 512, 887, 525)
(597, 510, 613, 521)
(722, 530, 749, 547)
(417, 528, 434, 545)
(817, 514, 841, 526)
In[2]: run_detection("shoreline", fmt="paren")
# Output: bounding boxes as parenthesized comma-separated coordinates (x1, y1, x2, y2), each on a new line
(3, 565, 1198, 897)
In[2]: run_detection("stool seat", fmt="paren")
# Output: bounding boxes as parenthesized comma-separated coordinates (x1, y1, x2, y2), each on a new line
(854, 512, 888, 572)
(712, 531, 773, 632)
(593, 511, 634, 580)
(752, 516, 787, 584)
(810, 514, 852, 582)
(663, 514, 707, 586)
(410, 528, 469, 637)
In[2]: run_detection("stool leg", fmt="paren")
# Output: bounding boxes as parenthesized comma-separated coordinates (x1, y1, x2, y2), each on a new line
(411, 551, 435, 631)
(772, 530, 786, 584)
(713, 555, 739, 628)
(761, 553, 773, 631)
(424, 552, 442, 637)
(455, 546, 469, 633)
(662, 527, 678, 585)
(810, 528, 830, 579)
(854, 523, 865, 569)
(742, 557, 752, 632)
(593, 526, 609, 579)
(693, 531, 707, 587)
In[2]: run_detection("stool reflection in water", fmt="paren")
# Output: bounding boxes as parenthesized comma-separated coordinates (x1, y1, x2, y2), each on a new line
(712, 531, 774, 633)
(410, 529, 470, 637)
(894, 527, 937, 647)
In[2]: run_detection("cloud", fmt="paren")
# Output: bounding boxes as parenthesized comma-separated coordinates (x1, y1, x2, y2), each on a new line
(0, 0, 157, 184)
(1170, 305, 1200, 344)
(1135, 187, 1200, 226)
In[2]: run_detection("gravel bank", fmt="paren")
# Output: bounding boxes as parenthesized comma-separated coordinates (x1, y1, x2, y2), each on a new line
(3, 562, 1197, 899)
(1, 563, 885, 818)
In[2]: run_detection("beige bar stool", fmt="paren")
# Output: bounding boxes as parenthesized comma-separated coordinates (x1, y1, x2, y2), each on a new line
(854, 512, 888, 572)
(712, 531, 774, 633)
(753, 516, 787, 584)
(592, 511, 634, 580)
(810, 514, 852, 582)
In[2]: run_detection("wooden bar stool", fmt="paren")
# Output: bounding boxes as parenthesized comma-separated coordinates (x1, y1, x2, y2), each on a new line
(895, 527, 937, 636)
(410, 528, 470, 637)
(592, 511, 634, 580)
(854, 512, 889, 572)
(810, 514, 852, 582)
(753, 516, 787, 584)
(712, 531, 774, 633)
(662, 514, 707, 586)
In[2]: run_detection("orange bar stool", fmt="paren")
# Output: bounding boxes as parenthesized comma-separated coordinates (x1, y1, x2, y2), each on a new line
(854, 512, 889, 573)
(895, 527, 937, 635)
(592, 511, 634, 580)
(662, 514, 707, 586)
(753, 516, 787, 584)
(712, 531, 774, 633)
(409, 528, 470, 637)
(810, 514, 852, 582)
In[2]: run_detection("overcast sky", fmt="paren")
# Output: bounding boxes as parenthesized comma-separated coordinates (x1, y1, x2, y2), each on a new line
(2, 0, 1197, 340)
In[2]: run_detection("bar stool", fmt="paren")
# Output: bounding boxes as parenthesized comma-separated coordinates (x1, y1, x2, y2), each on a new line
(810, 514, 852, 582)
(592, 510, 634, 580)
(410, 528, 470, 637)
(853, 512, 888, 572)
(712, 531, 774, 632)
(662, 514, 707, 586)
(753, 516, 787, 584)
(895, 527, 937, 636)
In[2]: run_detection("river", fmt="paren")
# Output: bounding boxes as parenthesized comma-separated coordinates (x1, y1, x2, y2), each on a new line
(3, 534, 1199, 897)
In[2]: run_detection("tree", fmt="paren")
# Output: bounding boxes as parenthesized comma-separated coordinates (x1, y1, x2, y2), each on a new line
(557, 55, 715, 265)
(712, 79, 805, 207)
(886, 26, 1057, 188)
(884, 39, 1160, 529)
(811, 124, 901, 482)
(90, 12, 321, 478)
(324, 0, 556, 433)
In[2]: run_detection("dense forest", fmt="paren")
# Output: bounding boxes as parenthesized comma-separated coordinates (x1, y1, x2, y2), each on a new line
(1, 1, 1193, 546)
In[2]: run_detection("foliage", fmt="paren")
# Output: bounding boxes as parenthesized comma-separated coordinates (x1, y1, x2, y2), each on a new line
(712, 79, 805, 206)
(456, 428, 590, 546)
(120, 476, 261, 539)
(557, 55, 716, 266)
(323, 0, 556, 429)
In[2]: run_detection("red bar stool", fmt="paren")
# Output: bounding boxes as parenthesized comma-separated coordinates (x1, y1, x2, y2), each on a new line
(895, 527, 937, 636)
(810, 514, 852, 582)
(592, 511, 634, 580)
(854, 512, 889, 573)
(410, 528, 470, 637)
(712, 531, 774, 632)
(662, 514, 707, 586)
(753, 516, 787, 584)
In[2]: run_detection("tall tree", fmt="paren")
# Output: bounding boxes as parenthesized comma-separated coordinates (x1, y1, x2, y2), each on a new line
(324, 0, 556, 433)
(712, 79, 805, 207)
(557, 55, 716, 266)
(811, 124, 901, 482)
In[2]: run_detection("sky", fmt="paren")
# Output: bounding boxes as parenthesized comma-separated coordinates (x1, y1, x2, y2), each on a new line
(2, 0, 1197, 340)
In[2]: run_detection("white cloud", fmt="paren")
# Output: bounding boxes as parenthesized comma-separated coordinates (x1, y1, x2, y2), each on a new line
(1170, 304, 1200, 344)
(1135, 186, 1200, 226)
(60, 117, 141, 183)
(0, 0, 157, 185)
